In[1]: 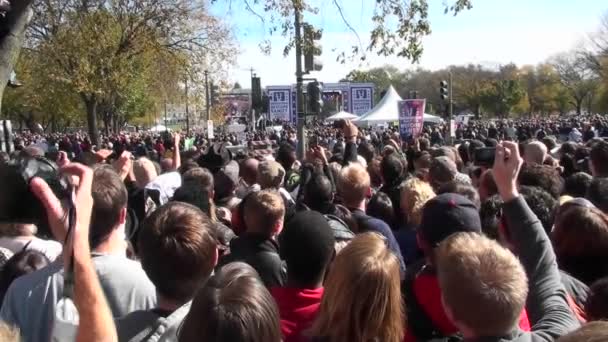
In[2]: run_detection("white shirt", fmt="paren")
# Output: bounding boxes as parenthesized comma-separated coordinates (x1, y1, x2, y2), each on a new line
(0, 237, 62, 261)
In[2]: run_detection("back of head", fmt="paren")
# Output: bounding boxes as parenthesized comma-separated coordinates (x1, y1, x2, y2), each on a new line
(519, 186, 557, 235)
(182, 167, 214, 195)
(172, 185, 212, 217)
(244, 190, 285, 237)
(179, 262, 281, 342)
(586, 277, 608, 321)
(133, 157, 158, 188)
(138, 202, 218, 304)
(240, 158, 259, 185)
(312, 232, 404, 342)
(479, 195, 503, 241)
(91, 166, 129, 249)
(400, 177, 435, 227)
(436, 232, 528, 337)
(479, 169, 498, 202)
(557, 321, 608, 342)
(280, 211, 335, 287)
(524, 141, 548, 165)
(380, 154, 404, 185)
(437, 181, 480, 209)
(419, 193, 481, 251)
(366, 192, 396, 228)
(428, 156, 457, 190)
(303, 173, 333, 211)
(590, 140, 608, 177)
(587, 177, 608, 213)
(276, 143, 296, 170)
(552, 205, 608, 285)
(338, 163, 370, 207)
(0, 250, 49, 304)
(257, 160, 285, 189)
(517, 163, 563, 199)
(564, 172, 592, 198)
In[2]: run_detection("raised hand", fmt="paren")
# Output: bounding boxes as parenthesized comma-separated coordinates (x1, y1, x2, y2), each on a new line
(493, 141, 523, 202)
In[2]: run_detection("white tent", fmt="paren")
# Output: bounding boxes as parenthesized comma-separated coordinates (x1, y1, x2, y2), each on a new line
(325, 110, 358, 122)
(354, 86, 445, 125)
(150, 124, 169, 132)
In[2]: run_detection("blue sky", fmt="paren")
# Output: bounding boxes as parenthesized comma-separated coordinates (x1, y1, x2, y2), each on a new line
(210, 0, 607, 87)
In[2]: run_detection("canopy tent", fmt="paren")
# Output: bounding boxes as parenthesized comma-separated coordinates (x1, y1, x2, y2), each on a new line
(149, 124, 169, 132)
(354, 85, 444, 125)
(325, 110, 358, 122)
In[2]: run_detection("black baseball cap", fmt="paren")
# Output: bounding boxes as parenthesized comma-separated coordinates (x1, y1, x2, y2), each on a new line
(419, 193, 482, 247)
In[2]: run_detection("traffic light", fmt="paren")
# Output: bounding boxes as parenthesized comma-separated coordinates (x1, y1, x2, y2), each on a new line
(251, 76, 262, 109)
(210, 82, 220, 105)
(307, 81, 323, 114)
(303, 24, 323, 73)
(440, 80, 449, 100)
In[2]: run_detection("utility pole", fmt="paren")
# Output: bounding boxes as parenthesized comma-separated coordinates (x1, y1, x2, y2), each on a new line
(294, 6, 305, 160)
(204, 70, 210, 122)
(164, 98, 168, 132)
(185, 76, 189, 133)
(448, 71, 453, 143)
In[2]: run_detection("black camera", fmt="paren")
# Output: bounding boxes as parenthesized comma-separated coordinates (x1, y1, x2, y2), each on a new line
(0, 156, 70, 237)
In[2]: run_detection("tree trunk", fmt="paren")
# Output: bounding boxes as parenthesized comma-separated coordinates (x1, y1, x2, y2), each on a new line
(0, 1, 34, 114)
(83, 94, 100, 147)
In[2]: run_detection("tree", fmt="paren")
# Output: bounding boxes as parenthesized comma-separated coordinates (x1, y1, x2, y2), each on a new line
(481, 79, 525, 117)
(27, 0, 236, 145)
(216, 0, 472, 63)
(551, 52, 599, 115)
(233, 82, 242, 90)
(0, 0, 34, 115)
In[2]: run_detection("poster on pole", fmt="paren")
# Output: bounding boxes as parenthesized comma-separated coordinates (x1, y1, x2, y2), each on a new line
(350, 86, 374, 115)
(268, 88, 292, 122)
(398, 99, 426, 140)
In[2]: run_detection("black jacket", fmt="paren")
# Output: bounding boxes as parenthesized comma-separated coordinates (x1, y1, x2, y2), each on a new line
(218, 233, 286, 288)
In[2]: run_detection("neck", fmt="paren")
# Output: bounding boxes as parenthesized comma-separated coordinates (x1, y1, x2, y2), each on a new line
(92, 228, 127, 256)
(157, 294, 184, 313)
(349, 200, 366, 212)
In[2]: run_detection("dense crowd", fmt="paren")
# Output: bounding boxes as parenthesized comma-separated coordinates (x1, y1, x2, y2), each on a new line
(0, 115, 608, 342)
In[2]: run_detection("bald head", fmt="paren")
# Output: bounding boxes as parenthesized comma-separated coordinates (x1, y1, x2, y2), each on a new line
(241, 158, 259, 185)
(524, 141, 547, 166)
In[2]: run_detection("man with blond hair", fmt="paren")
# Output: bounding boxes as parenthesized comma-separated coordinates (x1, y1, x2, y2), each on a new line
(338, 163, 404, 273)
(436, 142, 578, 341)
(218, 189, 287, 287)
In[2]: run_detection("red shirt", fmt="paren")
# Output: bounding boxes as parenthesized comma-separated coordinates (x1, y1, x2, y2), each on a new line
(404, 273, 530, 342)
(271, 287, 324, 342)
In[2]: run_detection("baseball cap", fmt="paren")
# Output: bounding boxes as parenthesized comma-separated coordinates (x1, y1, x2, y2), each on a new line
(419, 193, 482, 247)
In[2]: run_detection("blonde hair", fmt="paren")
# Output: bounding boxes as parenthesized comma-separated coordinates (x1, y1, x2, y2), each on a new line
(311, 232, 404, 342)
(337, 163, 370, 207)
(557, 321, 608, 342)
(133, 157, 158, 188)
(400, 178, 435, 227)
(244, 190, 285, 236)
(436, 232, 528, 336)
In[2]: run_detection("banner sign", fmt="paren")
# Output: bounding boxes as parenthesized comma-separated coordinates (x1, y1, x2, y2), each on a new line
(350, 86, 374, 115)
(268, 88, 292, 121)
(398, 99, 426, 140)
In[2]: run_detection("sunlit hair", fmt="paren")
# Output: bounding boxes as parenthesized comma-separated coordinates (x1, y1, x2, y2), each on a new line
(310, 232, 404, 342)
(244, 190, 285, 236)
(133, 157, 158, 188)
(436, 232, 528, 336)
(337, 163, 370, 207)
(0, 322, 18, 342)
(400, 177, 435, 227)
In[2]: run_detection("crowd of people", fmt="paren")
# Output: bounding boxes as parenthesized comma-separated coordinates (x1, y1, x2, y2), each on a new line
(0, 114, 608, 342)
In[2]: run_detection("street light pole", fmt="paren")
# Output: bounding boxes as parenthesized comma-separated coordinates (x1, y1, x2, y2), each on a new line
(294, 6, 305, 160)
(185, 76, 189, 133)
(204, 70, 210, 122)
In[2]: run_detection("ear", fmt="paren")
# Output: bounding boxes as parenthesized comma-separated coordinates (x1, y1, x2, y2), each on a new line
(119, 207, 127, 225)
(272, 219, 284, 236)
(365, 186, 372, 198)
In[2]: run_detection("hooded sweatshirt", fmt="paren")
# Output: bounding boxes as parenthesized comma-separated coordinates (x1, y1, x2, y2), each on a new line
(271, 287, 324, 342)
